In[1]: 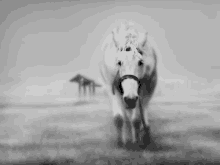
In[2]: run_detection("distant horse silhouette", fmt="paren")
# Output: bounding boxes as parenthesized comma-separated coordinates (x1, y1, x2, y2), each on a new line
(70, 74, 101, 99)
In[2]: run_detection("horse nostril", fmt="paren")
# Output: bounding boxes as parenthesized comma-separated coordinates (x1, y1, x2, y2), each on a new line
(123, 96, 138, 109)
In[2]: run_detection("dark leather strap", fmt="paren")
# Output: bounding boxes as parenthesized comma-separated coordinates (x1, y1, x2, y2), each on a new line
(117, 74, 141, 95)
(119, 75, 140, 84)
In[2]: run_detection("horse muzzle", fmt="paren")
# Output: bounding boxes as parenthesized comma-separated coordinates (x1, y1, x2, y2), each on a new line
(123, 95, 139, 109)
(118, 75, 141, 109)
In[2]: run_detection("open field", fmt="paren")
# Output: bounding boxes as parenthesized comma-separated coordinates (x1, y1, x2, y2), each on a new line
(1, 98, 220, 164)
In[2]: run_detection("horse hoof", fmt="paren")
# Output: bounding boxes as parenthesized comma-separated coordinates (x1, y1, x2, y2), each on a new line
(116, 140, 123, 148)
(138, 127, 151, 149)
(124, 140, 134, 150)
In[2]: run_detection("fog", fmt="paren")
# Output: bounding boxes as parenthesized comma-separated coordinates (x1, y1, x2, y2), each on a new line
(1, 1, 220, 164)
(0, 0, 220, 104)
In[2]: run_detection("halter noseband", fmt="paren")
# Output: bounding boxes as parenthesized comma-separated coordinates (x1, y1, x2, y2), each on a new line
(119, 75, 140, 85)
(113, 74, 141, 95)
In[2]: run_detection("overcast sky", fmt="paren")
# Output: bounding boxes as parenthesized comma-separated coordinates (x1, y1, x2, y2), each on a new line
(0, 0, 220, 103)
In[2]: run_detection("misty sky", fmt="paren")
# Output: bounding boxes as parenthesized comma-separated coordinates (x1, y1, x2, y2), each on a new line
(0, 0, 220, 102)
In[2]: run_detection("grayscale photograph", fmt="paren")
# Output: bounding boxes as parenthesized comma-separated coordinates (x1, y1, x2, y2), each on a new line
(0, 0, 219, 164)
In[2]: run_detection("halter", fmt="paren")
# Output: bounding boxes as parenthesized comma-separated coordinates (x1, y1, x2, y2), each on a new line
(119, 75, 140, 85)
(112, 73, 141, 95)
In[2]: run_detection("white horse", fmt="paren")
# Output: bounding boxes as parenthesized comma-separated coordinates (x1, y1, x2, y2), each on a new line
(99, 22, 158, 149)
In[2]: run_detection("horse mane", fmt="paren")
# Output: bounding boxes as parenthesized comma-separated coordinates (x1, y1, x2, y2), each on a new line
(112, 22, 139, 49)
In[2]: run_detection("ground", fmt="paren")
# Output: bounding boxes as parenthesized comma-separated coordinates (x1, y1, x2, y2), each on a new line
(1, 97, 220, 164)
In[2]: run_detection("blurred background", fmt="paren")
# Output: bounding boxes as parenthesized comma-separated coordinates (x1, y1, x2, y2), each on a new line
(1, 1, 220, 164)
(1, 0, 220, 105)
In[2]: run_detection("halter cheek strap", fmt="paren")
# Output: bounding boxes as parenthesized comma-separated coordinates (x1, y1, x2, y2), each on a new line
(112, 71, 120, 95)
(119, 75, 140, 84)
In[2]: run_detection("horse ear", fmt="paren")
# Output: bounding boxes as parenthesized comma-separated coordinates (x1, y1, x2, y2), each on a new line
(112, 30, 119, 49)
(140, 32, 148, 48)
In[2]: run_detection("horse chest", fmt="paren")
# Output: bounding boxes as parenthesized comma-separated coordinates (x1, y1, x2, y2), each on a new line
(140, 70, 157, 99)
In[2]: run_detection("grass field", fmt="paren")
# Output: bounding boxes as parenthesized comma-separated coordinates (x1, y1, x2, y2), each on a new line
(1, 98, 220, 165)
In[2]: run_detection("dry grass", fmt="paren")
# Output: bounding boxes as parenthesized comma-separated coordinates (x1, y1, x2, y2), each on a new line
(1, 100, 220, 164)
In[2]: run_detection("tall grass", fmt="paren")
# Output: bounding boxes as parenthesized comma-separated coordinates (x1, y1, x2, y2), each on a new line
(1, 101, 220, 164)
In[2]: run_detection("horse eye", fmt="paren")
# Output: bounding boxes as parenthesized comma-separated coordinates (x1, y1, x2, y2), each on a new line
(125, 47, 131, 51)
(138, 60, 143, 66)
(117, 61, 122, 66)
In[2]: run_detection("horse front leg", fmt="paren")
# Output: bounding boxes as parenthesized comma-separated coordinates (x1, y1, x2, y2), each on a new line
(112, 95, 124, 147)
(123, 116, 132, 147)
(132, 118, 142, 144)
(138, 103, 151, 148)
(130, 106, 142, 146)
(122, 108, 141, 150)
(113, 114, 123, 147)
